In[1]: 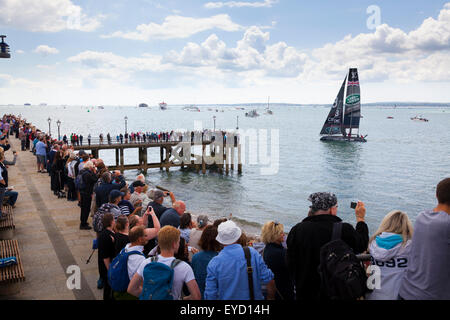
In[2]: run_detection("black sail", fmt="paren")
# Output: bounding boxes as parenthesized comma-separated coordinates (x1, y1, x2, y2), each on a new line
(320, 76, 346, 135)
(343, 68, 361, 131)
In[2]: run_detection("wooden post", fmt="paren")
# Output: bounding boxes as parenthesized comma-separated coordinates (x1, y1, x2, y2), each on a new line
(143, 147, 148, 173)
(115, 148, 119, 168)
(165, 146, 171, 172)
(229, 145, 234, 171)
(202, 144, 206, 174)
(237, 144, 242, 174)
(120, 147, 124, 172)
(160, 146, 164, 171)
(225, 146, 230, 175)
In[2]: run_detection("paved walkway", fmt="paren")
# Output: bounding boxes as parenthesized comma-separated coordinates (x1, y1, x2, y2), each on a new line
(2, 136, 101, 300)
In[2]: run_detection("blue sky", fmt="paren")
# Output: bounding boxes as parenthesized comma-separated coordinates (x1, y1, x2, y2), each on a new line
(1, 0, 450, 105)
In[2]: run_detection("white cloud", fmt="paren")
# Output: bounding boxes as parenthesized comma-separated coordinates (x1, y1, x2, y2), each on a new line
(303, 3, 450, 83)
(15, 49, 25, 54)
(102, 14, 243, 41)
(0, 0, 102, 32)
(33, 45, 59, 55)
(205, 0, 277, 9)
(164, 27, 308, 77)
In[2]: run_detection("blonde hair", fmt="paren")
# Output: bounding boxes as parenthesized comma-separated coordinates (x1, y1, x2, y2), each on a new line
(261, 221, 284, 244)
(157, 226, 180, 251)
(369, 210, 413, 246)
(84, 160, 94, 169)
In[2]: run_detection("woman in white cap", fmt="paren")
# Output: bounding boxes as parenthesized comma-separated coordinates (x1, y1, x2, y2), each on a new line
(204, 220, 276, 300)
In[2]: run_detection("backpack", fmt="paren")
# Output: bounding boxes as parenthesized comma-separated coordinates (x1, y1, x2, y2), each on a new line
(139, 256, 182, 300)
(318, 222, 367, 300)
(108, 248, 144, 292)
(74, 171, 87, 191)
(93, 203, 116, 233)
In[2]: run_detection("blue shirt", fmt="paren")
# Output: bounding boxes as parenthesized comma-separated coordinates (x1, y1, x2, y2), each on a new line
(191, 251, 218, 299)
(204, 244, 274, 300)
(35, 141, 47, 156)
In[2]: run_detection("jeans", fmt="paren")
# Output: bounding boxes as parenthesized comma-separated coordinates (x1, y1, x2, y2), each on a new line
(4, 190, 18, 206)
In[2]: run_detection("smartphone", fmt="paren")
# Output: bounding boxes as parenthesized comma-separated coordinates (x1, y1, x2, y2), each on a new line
(350, 201, 358, 209)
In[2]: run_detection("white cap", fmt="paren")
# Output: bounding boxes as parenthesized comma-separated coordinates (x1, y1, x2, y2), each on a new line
(216, 220, 242, 245)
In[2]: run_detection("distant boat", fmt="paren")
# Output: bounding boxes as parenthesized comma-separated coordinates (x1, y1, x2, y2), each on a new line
(245, 109, 259, 118)
(411, 115, 429, 122)
(387, 116, 394, 119)
(265, 96, 273, 115)
(138, 103, 148, 108)
(159, 102, 168, 110)
(24, 103, 31, 106)
(98, 106, 104, 109)
(319, 68, 367, 142)
(183, 105, 200, 112)
(39, 103, 47, 106)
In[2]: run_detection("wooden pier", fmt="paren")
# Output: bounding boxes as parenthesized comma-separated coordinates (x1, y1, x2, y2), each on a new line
(71, 140, 243, 174)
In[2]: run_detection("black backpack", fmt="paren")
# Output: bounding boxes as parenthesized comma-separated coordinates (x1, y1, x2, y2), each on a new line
(318, 222, 367, 300)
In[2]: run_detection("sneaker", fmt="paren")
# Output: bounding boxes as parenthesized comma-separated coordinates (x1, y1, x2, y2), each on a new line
(97, 278, 104, 289)
(79, 224, 92, 230)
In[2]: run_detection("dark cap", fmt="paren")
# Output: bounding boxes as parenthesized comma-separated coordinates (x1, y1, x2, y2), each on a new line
(308, 192, 337, 211)
(109, 189, 124, 202)
(132, 180, 146, 188)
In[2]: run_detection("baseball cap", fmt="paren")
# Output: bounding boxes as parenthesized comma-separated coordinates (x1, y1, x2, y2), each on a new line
(216, 220, 242, 245)
(131, 180, 146, 188)
(109, 189, 124, 202)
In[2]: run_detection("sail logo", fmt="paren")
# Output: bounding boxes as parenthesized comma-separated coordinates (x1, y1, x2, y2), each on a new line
(346, 94, 360, 105)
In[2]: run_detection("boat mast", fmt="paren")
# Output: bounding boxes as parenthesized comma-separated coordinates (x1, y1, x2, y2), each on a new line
(348, 70, 353, 139)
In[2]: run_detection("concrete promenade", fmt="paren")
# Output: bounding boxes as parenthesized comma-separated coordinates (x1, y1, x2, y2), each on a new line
(3, 136, 101, 299)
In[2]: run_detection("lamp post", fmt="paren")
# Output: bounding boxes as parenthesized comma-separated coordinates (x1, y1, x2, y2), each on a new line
(236, 116, 239, 130)
(56, 120, 61, 141)
(124, 116, 128, 135)
(0, 35, 11, 59)
(47, 117, 51, 136)
(213, 116, 216, 132)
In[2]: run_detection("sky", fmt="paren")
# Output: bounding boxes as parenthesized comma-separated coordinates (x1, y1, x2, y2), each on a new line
(1, 0, 450, 105)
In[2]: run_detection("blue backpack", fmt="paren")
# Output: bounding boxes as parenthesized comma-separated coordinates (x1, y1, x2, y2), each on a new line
(108, 248, 144, 293)
(139, 256, 182, 300)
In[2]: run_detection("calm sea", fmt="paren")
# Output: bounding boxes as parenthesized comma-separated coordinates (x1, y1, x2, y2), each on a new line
(2, 104, 449, 236)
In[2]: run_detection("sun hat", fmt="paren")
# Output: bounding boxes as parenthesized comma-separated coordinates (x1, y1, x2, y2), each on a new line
(216, 220, 242, 245)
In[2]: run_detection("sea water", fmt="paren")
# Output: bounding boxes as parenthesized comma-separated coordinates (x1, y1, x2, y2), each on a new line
(3, 104, 449, 236)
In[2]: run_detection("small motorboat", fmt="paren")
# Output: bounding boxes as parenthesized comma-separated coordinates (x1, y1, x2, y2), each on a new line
(411, 115, 429, 122)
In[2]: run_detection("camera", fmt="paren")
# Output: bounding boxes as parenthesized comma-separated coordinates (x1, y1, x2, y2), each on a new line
(350, 201, 358, 209)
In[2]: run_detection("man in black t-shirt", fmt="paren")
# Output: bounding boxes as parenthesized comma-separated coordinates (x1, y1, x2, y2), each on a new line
(97, 213, 116, 300)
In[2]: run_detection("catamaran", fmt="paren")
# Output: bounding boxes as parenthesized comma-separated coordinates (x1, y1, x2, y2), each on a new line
(319, 68, 367, 142)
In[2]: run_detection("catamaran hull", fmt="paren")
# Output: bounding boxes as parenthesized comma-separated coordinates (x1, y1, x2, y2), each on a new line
(320, 136, 367, 143)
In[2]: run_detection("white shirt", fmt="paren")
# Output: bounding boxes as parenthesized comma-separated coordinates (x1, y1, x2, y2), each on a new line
(124, 244, 146, 280)
(136, 254, 195, 300)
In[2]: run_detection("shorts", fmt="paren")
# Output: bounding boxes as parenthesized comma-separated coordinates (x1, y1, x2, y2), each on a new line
(36, 154, 45, 164)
